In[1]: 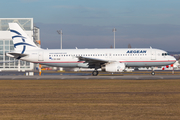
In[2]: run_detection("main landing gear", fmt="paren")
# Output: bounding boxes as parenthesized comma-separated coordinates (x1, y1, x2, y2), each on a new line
(92, 70, 99, 76)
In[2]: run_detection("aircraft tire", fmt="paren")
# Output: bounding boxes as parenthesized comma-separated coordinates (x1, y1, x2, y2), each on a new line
(151, 71, 155, 76)
(92, 71, 99, 76)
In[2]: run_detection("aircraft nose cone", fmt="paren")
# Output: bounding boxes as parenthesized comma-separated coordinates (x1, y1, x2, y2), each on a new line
(170, 56, 176, 64)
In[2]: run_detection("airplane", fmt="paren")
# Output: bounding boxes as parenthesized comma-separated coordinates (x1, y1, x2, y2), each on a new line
(6, 23, 176, 76)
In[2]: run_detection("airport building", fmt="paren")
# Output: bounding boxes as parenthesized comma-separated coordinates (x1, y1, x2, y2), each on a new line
(0, 18, 40, 71)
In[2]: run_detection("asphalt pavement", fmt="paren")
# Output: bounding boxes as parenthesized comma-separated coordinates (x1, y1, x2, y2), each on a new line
(0, 75, 180, 80)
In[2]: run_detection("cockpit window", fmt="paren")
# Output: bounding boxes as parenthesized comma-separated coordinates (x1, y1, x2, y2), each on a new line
(162, 53, 169, 56)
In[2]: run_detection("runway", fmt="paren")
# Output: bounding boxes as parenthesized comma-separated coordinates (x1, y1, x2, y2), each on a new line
(0, 75, 180, 80)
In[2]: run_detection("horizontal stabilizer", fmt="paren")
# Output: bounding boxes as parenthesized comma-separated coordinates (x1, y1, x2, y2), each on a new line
(6, 52, 28, 59)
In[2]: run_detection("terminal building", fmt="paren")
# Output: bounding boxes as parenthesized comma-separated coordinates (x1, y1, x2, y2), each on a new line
(0, 18, 40, 71)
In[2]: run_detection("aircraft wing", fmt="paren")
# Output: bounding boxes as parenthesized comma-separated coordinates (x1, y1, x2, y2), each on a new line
(77, 56, 117, 68)
(77, 56, 109, 63)
(77, 56, 116, 68)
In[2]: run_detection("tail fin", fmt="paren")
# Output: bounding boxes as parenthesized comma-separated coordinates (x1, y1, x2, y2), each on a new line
(8, 23, 40, 54)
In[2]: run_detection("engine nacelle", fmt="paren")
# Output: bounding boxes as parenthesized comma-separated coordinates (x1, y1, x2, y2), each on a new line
(102, 62, 126, 72)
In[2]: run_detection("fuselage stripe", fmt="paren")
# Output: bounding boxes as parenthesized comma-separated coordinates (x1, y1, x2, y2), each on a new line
(120, 60, 176, 63)
(34, 60, 176, 64)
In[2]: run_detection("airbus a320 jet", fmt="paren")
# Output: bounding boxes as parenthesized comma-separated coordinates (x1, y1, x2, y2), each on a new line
(6, 23, 176, 76)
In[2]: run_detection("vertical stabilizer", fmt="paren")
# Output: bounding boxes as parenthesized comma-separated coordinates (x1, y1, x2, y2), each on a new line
(8, 23, 40, 54)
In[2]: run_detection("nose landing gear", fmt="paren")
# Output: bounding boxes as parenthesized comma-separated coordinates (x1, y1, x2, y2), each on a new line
(151, 71, 155, 75)
(151, 67, 155, 76)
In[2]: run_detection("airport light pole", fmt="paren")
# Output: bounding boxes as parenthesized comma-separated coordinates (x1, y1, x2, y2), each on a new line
(57, 30, 63, 49)
(112, 28, 116, 49)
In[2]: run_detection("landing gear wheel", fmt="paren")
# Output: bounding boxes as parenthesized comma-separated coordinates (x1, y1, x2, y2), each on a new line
(92, 71, 99, 76)
(151, 71, 155, 76)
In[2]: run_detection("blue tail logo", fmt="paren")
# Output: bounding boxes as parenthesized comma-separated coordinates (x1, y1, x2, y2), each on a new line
(10, 30, 35, 54)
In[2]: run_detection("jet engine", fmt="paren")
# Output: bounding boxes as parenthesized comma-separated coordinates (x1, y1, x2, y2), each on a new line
(102, 62, 126, 72)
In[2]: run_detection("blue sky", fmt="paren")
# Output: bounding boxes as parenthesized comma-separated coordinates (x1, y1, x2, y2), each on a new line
(1, 0, 180, 51)
(2, 0, 180, 25)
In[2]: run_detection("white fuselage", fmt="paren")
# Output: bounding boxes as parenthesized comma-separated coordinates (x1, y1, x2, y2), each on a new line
(20, 48, 176, 68)
(7, 23, 176, 75)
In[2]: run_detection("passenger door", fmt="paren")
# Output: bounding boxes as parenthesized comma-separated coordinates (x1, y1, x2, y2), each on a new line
(38, 51, 44, 61)
(151, 50, 156, 60)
